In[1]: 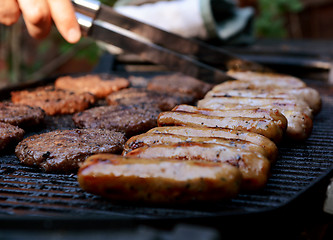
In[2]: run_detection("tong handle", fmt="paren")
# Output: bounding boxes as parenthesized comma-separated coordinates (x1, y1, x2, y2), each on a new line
(72, 0, 101, 18)
(75, 12, 93, 36)
(72, 0, 101, 36)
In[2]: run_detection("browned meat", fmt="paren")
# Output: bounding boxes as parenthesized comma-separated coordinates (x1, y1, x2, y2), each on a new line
(55, 74, 130, 98)
(0, 122, 25, 152)
(11, 86, 95, 115)
(106, 88, 195, 111)
(147, 126, 278, 161)
(72, 103, 161, 138)
(123, 132, 273, 161)
(205, 88, 321, 115)
(78, 153, 242, 203)
(0, 102, 45, 127)
(226, 70, 306, 88)
(157, 111, 285, 143)
(198, 96, 313, 118)
(172, 105, 287, 130)
(15, 128, 126, 173)
(128, 76, 149, 88)
(213, 79, 306, 92)
(125, 142, 271, 190)
(197, 97, 313, 140)
(147, 73, 213, 99)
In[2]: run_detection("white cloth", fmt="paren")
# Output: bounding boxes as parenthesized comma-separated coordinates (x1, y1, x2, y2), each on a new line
(99, 0, 254, 54)
(115, 0, 208, 39)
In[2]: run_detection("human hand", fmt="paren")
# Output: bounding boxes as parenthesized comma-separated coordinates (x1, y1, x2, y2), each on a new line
(0, 0, 81, 43)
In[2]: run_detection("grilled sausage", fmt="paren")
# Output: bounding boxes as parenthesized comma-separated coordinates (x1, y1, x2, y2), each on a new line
(197, 98, 313, 140)
(157, 111, 285, 143)
(78, 153, 242, 203)
(211, 80, 286, 91)
(275, 110, 313, 140)
(147, 126, 278, 160)
(198, 97, 313, 118)
(226, 70, 307, 88)
(123, 132, 273, 161)
(172, 105, 287, 130)
(205, 88, 321, 115)
(125, 143, 271, 190)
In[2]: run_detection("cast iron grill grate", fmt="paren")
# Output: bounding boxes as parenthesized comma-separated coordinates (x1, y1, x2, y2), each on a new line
(0, 91, 332, 219)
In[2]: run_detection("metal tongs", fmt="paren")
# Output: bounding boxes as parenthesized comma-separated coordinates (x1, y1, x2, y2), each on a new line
(72, 0, 266, 83)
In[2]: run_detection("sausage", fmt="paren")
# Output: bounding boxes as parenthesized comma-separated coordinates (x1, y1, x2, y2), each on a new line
(197, 99, 313, 140)
(157, 111, 285, 143)
(197, 97, 313, 118)
(211, 80, 282, 91)
(226, 70, 307, 88)
(78, 153, 242, 203)
(205, 88, 321, 115)
(172, 104, 287, 130)
(125, 143, 271, 190)
(147, 126, 278, 160)
(123, 132, 273, 162)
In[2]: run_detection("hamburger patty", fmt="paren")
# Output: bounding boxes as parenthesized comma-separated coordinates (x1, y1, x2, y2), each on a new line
(0, 122, 25, 152)
(106, 88, 195, 111)
(0, 102, 45, 127)
(11, 86, 95, 115)
(55, 74, 130, 98)
(147, 73, 213, 99)
(72, 104, 161, 137)
(15, 128, 127, 173)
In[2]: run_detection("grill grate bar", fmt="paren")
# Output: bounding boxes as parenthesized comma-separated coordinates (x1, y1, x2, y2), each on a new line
(0, 177, 80, 189)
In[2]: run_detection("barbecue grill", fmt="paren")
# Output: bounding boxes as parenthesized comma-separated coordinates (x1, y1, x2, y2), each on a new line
(1, 39, 333, 238)
(0, 71, 332, 237)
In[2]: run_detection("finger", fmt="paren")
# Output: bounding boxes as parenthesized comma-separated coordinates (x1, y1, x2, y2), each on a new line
(0, 0, 21, 26)
(17, 0, 52, 39)
(47, 0, 81, 43)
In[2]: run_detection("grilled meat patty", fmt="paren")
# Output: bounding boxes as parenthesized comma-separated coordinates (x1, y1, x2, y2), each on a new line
(11, 86, 95, 116)
(55, 74, 130, 98)
(147, 73, 213, 99)
(0, 102, 45, 127)
(72, 104, 161, 138)
(78, 153, 242, 203)
(106, 88, 195, 111)
(15, 128, 126, 173)
(0, 122, 25, 152)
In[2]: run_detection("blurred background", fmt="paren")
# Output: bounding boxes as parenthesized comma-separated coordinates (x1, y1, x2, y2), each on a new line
(0, 0, 332, 86)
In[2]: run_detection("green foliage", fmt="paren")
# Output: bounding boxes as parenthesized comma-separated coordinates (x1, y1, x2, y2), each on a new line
(56, 0, 117, 66)
(1, 1, 118, 83)
(254, 0, 303, 38)
(74, 40, 103, 64)
(100, 0, 117, 6)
